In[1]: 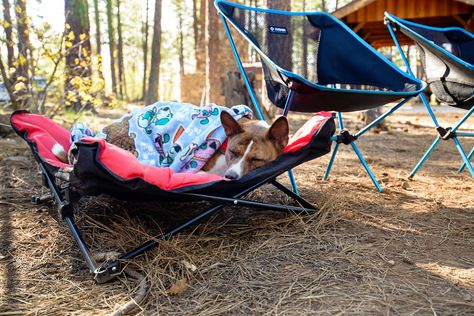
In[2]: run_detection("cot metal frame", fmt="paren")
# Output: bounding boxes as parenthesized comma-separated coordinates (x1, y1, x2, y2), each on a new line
(32, 153, 318, 283)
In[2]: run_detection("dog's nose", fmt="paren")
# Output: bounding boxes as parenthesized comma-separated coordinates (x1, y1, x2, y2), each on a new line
(224, 170, 239, 180)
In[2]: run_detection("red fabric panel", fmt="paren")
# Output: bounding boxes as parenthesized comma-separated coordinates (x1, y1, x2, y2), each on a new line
(12, 111, 331, 189)
(11, 112, 71, 168)
(283, 112, 332, 154)
(81, 137, 224, 190)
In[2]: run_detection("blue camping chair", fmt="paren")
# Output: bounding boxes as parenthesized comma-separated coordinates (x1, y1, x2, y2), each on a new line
(385, 13, 474, 178)
(215, 0, 426, 192)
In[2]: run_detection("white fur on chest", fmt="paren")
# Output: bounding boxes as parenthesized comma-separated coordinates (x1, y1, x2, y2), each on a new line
(205, 154, 228, 176)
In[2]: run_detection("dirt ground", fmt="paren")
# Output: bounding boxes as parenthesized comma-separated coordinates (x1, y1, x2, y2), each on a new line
(0, 105, 473, 315)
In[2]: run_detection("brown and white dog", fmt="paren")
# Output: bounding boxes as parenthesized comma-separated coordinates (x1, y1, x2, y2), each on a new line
(202, 112, 289, 180)
(53, 111, 289, 180)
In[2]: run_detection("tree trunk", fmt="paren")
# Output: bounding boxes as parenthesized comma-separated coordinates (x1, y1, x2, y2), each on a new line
(92, 0, 105, 81)
(106, 0, 117, 95)
(14, 0, 31, 108)
(196, 0, 206, 73)
(302, 0, 308, 78)
(142, 0, 149, 101)
(145, 0, 162, 105)
(64, 0, 92, 112)
(265, 0, 292, 71)
(192, 0, 199, 61)
(361, 108, 386, 130)
(223, 70, 270, 118)
(321, 0, 326, 12)
(205, 0, 221, 103)
(2, 0, 14, 68)
(0, 48, 18, 108)
(177, 0, 185, 78)
(117, 0, 126, 100)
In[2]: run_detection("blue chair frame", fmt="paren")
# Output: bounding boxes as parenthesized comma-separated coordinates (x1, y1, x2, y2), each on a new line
(385, 13, 474, 178)
(215, 0, 426, 192)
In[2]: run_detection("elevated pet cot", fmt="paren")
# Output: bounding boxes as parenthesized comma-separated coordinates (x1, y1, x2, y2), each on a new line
(385, 13, 474, 178)
(215, 0, 426, 192)
(10, 109, 335, 283)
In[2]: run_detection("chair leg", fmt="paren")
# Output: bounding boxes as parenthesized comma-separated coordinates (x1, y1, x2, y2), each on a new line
(452, 137, 474, 177)
(458, 146, 474, 173)
(287, 170, 300, 195)
(409, 136, 442, 179)
(350, 141, 383, 192)
(323, 142, 340, 180)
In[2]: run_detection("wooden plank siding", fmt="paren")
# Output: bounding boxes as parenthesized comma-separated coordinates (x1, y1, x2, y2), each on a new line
(335, 0, 474, 47)
(345, 0, 472, 23)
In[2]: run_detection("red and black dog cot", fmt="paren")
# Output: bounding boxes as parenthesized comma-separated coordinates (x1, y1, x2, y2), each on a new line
(10, 110, 335, 283)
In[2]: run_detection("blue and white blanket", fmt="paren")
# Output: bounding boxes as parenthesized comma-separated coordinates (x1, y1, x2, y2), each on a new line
(70, 102, 252, 173)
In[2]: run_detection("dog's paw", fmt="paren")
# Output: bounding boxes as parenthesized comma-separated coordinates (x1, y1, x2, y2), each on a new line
(52, 143, 68, 163)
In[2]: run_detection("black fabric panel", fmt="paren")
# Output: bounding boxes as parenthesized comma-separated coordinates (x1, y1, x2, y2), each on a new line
(272, 79, 406, 112)
(398, 25, 474, 110)
(405, 24, 474, 65)
(429, 80, 474, 110)
(309, 15, 419, 91)
(71, 117, 335, 200)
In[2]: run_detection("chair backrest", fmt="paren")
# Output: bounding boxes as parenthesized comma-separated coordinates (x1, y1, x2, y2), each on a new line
(385, 13, 474, 109)
(216, 1, 424, 113)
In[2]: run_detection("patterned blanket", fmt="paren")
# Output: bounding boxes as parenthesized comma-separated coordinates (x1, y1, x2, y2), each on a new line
(70, 102, 252, 173)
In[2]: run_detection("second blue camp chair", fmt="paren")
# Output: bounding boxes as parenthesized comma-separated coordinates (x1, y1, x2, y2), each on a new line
(385, 13, 474, 178)
(215, 0, 426, 192)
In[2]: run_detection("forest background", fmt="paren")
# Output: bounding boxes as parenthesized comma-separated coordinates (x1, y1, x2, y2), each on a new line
(0, 0, 373, 118)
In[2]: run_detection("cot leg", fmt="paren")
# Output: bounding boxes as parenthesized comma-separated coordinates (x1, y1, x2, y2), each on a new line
(452, 137, 474, 177)
(323, 142, 340, 180)
(271, 180, 316, 210)
(350, 141, 383, 192)
(409, 137, 442, 179)
(458, 146, 474, 173)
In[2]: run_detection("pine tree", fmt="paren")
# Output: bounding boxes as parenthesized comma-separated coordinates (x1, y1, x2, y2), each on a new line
(142, 0, 149, 101)
(14, 0, 32, 108)
(64, 0, 93, 111)
(2, 0, 14, 68)
(117, 0, 126, 100)
(106, 0, 117, 95)
(145, 0, 162, 105)
(92, 0, 105, 81)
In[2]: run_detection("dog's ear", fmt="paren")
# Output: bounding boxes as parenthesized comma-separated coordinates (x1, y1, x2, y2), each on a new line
(267, 116, 289, 150)
(221, 111, 243, 137)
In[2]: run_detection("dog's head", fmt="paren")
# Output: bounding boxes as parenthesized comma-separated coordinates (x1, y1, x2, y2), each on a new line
(220, 111, 289, 180)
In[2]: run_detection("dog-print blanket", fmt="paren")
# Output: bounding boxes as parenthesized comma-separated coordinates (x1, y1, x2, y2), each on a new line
(70, 102, 253, 173)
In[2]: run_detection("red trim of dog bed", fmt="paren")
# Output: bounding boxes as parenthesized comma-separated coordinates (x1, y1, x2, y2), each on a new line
(284, 112, 332, 154)
(11, 111, 332, 190)
(11, 112, 71, 168)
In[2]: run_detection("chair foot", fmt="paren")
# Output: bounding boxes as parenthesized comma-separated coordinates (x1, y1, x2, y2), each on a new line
(452, 137, 474, 177)
(350, 141, 383, 192)
(409, 136, 442, 179)
(323, 142, 340, 180)
(458, 146, 474, 173)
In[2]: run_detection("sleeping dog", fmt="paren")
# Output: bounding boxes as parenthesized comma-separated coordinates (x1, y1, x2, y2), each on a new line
(53, 106, 289, 180)
(202, 111, 289, 179)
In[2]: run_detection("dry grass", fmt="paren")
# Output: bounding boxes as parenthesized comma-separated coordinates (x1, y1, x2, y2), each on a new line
(0, 107, 473, 315)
